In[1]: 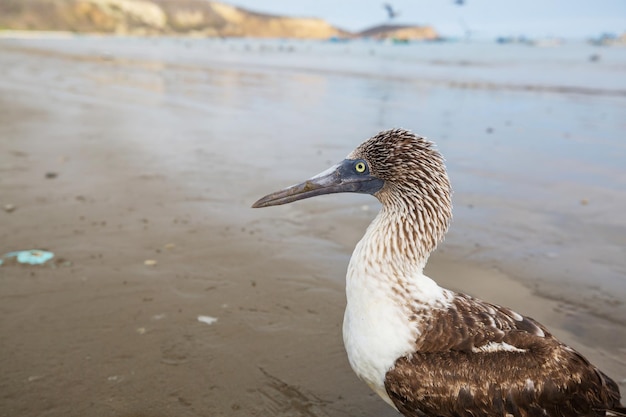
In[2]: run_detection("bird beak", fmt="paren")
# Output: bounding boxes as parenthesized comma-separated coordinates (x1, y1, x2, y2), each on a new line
(252, 159, 384, 208)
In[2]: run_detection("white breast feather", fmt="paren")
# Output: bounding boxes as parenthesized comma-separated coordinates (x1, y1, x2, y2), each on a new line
(342, 219, 451, 407)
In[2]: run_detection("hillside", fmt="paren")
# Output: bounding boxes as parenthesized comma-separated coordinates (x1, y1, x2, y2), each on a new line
(358, 24, 439, 41)
(0, 0, 350, 39)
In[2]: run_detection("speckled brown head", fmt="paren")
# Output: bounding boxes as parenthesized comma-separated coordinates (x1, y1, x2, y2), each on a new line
(348, 129, 451, 208)
(252, 128, 452, 248)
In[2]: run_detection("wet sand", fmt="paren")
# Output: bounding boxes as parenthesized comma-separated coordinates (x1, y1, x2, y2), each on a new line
(0, 40, 624, 416)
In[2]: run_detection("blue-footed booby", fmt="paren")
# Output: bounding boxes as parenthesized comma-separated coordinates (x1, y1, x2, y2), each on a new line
(252, 129, 625, 417)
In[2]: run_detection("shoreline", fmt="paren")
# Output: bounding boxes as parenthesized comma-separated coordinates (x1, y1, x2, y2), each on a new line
(2, 37, 625, 98)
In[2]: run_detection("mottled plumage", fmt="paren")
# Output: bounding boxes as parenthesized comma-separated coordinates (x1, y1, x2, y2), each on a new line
(253, 129, 624, 417)
(386, 293, 623, 417)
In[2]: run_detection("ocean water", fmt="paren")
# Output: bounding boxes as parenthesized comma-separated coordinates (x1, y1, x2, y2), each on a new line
(9, 36, 626, 91)
(3, 36, 625, 323)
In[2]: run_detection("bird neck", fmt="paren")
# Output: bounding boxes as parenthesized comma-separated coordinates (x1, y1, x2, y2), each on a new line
(370, 196, 448, 271)
(346, 188, 451, 306)
(347, 199, 449, 307)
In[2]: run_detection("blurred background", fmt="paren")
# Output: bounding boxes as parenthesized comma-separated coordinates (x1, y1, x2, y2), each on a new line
(1, 1, 625, 416)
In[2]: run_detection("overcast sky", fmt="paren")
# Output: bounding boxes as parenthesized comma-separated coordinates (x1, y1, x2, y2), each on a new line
(229, 0, 625, 39)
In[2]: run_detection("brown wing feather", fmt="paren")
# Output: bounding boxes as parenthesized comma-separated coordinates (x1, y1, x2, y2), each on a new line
(416, 293, 549, 353)
(385, 293, 623, 417)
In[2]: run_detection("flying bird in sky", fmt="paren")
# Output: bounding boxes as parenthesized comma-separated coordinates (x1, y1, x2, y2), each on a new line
(383, 3, 400, 19)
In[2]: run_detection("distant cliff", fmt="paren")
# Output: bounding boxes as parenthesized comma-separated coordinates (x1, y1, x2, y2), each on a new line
(0, 0, 437, 40)
(358, 24, 439, 41)
(0, 0, 349, 39)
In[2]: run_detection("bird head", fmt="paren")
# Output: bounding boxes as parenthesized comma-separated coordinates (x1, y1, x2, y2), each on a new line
(347, 129, 451, 209)
(252, 129, 451, 217)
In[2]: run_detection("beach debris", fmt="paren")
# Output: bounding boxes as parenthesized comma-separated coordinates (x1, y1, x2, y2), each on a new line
(163, 243, 176, 250)
(45, 172, 58, 179)
(136, 327, 147, 335)
(144, 259, 157, 266)
(0, 250, 54, 266)
(197, 315, 218, 326)
(3, 204, 16, 213)
(580, 198, 589, 205)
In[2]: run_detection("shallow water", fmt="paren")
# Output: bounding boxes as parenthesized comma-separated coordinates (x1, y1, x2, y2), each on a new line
(12, 36, 626, 90)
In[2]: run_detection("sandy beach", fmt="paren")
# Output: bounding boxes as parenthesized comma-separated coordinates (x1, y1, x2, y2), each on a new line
(0, 38, 624, 416)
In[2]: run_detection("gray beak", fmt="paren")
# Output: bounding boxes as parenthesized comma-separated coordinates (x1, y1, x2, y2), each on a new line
(252, 159, 384, 208)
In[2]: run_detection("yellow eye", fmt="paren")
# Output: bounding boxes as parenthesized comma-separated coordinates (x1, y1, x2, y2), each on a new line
(355, 161, 367, 173)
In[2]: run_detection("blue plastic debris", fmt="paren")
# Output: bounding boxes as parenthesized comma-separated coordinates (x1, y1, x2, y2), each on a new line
(0, 250, 54, 266)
